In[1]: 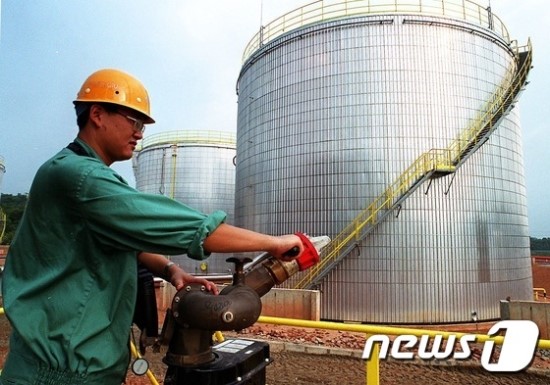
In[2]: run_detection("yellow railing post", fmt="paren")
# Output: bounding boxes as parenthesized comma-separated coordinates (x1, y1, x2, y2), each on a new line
(365, 334, 380, 385)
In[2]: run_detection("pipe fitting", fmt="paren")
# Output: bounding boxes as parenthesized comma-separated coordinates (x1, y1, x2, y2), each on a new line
(171, 283, 262, 331)
(222, 311, 234, 323)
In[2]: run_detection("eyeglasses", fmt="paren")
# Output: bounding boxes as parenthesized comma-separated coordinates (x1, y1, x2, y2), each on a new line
(115, 111, 145, 133)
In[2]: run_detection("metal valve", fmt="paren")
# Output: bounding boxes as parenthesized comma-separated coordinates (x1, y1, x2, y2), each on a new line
(160, 233, 330, 384)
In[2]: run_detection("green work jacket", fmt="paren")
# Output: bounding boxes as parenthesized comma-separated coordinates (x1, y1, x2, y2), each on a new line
(0, 138, 226, 384)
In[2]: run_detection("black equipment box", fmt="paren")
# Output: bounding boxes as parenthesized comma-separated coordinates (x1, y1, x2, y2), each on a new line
(164, 339, 272, 385)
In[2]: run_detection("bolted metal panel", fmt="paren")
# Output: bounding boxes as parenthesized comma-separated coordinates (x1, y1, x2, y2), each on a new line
(235, 6, 531, 323)
(133, 130, 236, 275)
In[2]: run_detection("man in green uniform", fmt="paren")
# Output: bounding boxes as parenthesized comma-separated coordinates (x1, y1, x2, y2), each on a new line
(0, 69, 305, 385)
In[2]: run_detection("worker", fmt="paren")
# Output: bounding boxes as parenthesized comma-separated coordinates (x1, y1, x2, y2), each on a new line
(0, 68, 305, 385)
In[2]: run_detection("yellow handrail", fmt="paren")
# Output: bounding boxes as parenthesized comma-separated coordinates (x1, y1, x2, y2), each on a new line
(136, 130, 236, 152)
(294, 152, 453, 289)
(447, 41, 533, 166)
(294, 40, 532, 289)
(534, 288, 547, 301)
(243, 0, 511, 63)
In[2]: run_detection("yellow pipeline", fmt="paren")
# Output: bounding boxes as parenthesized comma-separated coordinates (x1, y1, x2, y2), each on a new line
(170, 145, 178, 199)
(259, 315, 550, 349)
(214, 330, 225, 343)
(258, 315, 550, 385)
(129, 340, 161, 385)
(534, 288, 547, 300)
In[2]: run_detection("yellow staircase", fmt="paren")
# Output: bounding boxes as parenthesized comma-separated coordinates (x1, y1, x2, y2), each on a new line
(294, 39, 533, 290)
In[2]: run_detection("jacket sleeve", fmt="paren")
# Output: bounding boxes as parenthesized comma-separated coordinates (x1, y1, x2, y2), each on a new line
(75, 164, 227, 260)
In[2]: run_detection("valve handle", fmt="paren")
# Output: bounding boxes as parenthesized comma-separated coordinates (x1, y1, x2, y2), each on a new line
(283, 246, 300, 258)
(294, 232, 321, 271)
(226, 257, 253, 285)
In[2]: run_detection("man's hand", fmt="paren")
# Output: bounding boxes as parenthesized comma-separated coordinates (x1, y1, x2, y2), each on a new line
(166, 265, 219, 294)
(138, 252, 219, 294)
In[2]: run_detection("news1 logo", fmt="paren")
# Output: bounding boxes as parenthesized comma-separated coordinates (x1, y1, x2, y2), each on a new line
(362, 320, 539, 372)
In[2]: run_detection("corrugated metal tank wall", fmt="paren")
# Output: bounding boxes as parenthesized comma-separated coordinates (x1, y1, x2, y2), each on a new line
(133, 130, 236, 275)
(235, 1, 532, 323)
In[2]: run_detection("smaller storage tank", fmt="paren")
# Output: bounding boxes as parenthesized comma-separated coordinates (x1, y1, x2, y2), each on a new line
(0, 155, 5, 195)
(133, 130, 236, 275)
(0, 155, 6, 244)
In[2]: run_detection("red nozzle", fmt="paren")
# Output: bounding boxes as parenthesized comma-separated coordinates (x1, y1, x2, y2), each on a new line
(295, 232, 320, 271)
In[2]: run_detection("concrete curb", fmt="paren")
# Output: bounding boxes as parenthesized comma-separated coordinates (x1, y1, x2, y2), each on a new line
(266, 339, 363, 358)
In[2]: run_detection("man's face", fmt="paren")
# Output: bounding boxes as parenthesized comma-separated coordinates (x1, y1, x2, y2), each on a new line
(95, 106, 145, 165)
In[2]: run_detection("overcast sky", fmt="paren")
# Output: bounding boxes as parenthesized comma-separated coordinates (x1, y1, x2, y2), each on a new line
(0, 1, 548, 237)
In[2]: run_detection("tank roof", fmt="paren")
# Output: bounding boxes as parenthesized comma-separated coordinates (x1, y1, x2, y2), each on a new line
(135, 130, 236, 151)
(242, 0, 510, 63)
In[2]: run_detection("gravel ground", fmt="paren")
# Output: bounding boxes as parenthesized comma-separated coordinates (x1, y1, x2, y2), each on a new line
(124, 344, 550, 385)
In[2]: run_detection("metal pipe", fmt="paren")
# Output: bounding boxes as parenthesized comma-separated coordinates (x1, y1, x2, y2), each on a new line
(171, 283, 262, 331)
(189, 274, 233, 284)
(257, 315, 550, 350)
(171, 234, 328, 331)
(160, 234, 328, 374)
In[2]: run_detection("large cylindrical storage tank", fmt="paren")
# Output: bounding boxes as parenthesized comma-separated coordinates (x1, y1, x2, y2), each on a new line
(133, 130, 236, 275)
(235, 0, 532, 323)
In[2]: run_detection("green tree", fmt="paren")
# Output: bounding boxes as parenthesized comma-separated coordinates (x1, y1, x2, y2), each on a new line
(530, 237, 550, 255)
(0, 193, 28, 245)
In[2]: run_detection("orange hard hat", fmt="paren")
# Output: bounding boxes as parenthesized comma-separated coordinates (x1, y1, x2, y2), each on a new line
(73, 68, 155, 124)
